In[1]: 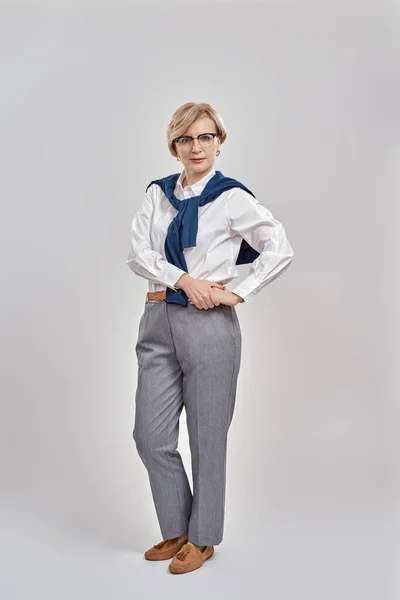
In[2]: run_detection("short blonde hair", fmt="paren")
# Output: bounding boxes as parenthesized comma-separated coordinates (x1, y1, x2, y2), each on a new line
(167, 102, 227, 158)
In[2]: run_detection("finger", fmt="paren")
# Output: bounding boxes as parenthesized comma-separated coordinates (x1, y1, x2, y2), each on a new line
(192, 295, 205, 309)
(208, 291, 220, 307)
(211, 283, 225, 289)
(207, 293, 219, 308)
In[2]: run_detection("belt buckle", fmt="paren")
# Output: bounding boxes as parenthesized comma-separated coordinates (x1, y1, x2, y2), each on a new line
(153, 291, 164, 301)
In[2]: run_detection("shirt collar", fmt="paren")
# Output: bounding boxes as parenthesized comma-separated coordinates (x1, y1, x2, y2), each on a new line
(176, 167, 216, 196)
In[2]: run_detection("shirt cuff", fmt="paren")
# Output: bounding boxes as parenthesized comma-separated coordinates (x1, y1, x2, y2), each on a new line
(159, 263, 188, 291)
(229, 273, 261, 305)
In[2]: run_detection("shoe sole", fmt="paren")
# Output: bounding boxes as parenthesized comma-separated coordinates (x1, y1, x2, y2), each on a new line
(168, 546, 214, 574)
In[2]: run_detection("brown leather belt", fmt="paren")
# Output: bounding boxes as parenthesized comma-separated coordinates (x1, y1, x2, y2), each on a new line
(147, 282, 225, 302)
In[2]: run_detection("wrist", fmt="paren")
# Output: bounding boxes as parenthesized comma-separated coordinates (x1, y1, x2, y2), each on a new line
(175, 273, 190, 289)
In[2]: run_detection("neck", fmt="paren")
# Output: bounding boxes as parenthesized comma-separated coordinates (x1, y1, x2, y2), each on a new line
(182, 166, 213, 187)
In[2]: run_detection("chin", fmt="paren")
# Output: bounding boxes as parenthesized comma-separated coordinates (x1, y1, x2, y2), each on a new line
(191, 162, 210, 169)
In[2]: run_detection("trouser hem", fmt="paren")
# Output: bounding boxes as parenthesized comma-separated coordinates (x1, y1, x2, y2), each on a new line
(187, 533, 223, 546)
(160, 528, 188, 541)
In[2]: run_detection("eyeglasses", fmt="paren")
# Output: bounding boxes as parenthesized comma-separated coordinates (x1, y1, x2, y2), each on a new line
(173, 133, 218, 149)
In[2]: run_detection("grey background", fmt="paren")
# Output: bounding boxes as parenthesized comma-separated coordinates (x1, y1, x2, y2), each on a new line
(1, 1, 398, 598)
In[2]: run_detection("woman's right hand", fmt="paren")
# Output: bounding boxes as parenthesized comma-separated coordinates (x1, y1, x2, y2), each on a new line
(175, 274, 226, 310)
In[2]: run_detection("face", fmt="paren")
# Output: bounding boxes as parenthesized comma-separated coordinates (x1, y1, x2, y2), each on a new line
(175, 116, 221, 183)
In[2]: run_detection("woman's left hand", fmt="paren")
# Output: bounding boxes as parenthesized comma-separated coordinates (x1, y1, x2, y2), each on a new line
(189, 286, 243, 307)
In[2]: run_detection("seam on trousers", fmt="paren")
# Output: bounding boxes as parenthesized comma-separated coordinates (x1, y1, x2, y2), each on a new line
(189, 356, 201, 541)
(166, 424, 188, 533)
(221, 308, 238, 537)
(162, 302, 187, 533)
(164, 301, 179, 355)
(193, 357, 200, 543)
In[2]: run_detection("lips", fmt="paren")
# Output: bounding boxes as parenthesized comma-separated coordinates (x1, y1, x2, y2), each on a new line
(191, 158, 205, 162)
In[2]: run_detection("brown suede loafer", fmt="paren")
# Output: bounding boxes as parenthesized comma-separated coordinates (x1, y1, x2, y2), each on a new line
(144, 532, 188, 561)
(168, 541, 214, 574)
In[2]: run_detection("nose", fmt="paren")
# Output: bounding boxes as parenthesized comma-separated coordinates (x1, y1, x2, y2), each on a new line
(191, 138, 203, 152)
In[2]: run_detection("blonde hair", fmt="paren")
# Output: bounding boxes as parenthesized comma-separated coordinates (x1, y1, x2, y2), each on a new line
(167, 102, 227, 158)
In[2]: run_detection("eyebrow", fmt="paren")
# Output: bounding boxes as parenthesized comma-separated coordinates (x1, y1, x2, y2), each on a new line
(179, 132, 215, 137)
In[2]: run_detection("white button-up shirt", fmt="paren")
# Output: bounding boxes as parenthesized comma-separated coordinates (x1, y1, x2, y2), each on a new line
(126, 167, 293, 304)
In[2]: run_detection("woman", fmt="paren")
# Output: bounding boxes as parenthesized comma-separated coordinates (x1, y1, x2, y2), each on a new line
(126, 102, 293, 574)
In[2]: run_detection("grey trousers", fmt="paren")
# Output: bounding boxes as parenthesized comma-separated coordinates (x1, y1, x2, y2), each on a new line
(132, 298, 242, 546)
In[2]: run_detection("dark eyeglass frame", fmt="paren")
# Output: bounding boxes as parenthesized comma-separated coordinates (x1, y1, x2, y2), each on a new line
(173, 132, 218, 144)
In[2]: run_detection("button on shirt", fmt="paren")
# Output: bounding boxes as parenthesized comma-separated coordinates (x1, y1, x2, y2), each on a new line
(126, 167, 294, 304)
